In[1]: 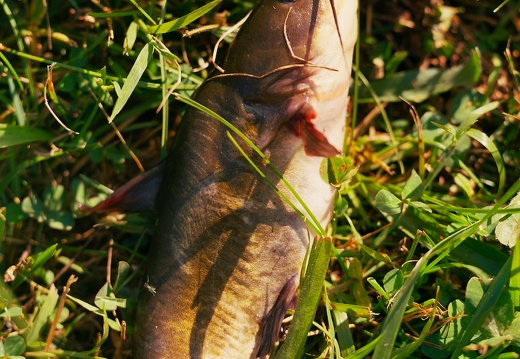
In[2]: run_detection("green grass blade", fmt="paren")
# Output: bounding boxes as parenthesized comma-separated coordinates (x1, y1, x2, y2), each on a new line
(511, 243, 520, 308)
(333, 309, 355, 357)
(373, 256, 427, 359)
(129, 0, 156, 25)
(0, 51, 23, 90)
(390, 291, 438, 359)
(466, 128, 506, 195)
(4, 72, 26, 126)
(148, 0, 222, 34)
(25, 284, 59, 344)
(0, 124, 53, 148)
(274, 236, 333, 359)
(345, 336, 382, 358)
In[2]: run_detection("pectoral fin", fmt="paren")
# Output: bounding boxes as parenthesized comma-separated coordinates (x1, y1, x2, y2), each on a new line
(80, 162, 165, 214)
(290, 105, 341, 157)
(257, 275, 299, 358)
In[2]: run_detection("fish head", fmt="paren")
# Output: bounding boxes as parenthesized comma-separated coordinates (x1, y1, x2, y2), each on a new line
(220, 0, 358, 157)
(224, 0, 358, 75)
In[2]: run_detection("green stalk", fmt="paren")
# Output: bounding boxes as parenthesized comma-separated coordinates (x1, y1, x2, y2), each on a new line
(274, 236, 333, 359)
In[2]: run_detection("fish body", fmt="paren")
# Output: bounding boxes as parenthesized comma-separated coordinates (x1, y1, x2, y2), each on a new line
(133, 0, 357, 357)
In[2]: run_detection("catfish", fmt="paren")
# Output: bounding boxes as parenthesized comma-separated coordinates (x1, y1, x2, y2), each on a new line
(127, 0, 357, 357)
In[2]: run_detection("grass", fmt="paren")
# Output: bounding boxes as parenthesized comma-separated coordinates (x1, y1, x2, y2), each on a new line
(1, 0, 520, 358)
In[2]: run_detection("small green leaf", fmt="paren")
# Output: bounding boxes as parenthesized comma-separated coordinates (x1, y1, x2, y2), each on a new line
(408, 201, 433, 213)
(108, 317, 123, 331)
(495, 213, 520, 248)
(67, 294, 99, 312)
(330, 303, 372, 318)
(56, 256, 85, 274)
(97, 296, 127, 311)
(466, 128, 506, 195)
(383, 269, 404, 296)
(113, 261, 132, 292)
(95, 282, 127, 311)
(495, 191, 520, 247)
(123, 20, 138, 55)
(453, 173, 475, 198)
(110, 42, 154, 123)
(367, 277, 389, 300)
(21, 195, 46, 222)
(113, 80, 122, 97)
(358, 243, 394, 266)
(320, 156, 357, 186)
(401, 170, 422, 200)
(95, 283, 112, 310)
(465, 277, 484, 315)
(43, 184, 66, 212)
(503, 312, 520, 345)
(4, 335, 26, 356)
(453, 99, 498, 139)
(332, 310, 355, 357)
(32, 244, 59, 272)
(46, 211, 75, 231)
(419, 111, 449, 142)
(375, 190, 402, 216)
(385, 51, 408, 75)
(432, 121, 456, 138)
(450, 89, 484, 125)
(0, 306, 23, 318)
(438, 299, 465, 348)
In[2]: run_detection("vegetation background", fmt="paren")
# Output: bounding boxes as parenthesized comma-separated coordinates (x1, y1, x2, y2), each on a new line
(0, 0, 519, 358)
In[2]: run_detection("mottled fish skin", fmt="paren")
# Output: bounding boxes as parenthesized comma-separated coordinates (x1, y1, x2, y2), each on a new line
(132, 0, 357, 358)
